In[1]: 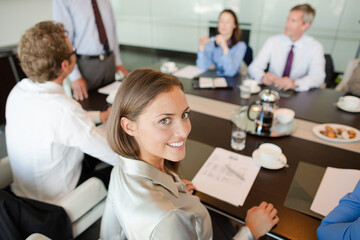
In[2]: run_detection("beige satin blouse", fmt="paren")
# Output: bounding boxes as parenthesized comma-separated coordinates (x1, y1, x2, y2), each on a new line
(100, 156, 213, 239)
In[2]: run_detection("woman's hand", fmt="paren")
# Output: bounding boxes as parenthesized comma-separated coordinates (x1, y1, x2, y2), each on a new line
(199, 36, 210, 51)
(215, 34, 229, 54)
(245, 201, 279, 239)
(181, 179, 197, 194)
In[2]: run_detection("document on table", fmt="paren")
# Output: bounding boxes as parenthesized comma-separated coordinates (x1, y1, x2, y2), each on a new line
(173, 65, 204, 79)
(310, 167, 360, 216)
(98, 81, 122, 95)
(192, 147, 260, 206)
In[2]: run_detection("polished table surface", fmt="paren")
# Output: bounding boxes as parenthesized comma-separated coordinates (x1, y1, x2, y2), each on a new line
(79, 75, 360, 240)
(185, 111, 359, 240)
(177, 73, 359, 129)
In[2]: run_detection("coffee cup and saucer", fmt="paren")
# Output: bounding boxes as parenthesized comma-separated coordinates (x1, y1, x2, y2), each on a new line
(252, 143, 288, 170)
(160, 61, 178, 74)
(241, 79, 261, 94)
(336, 96, 360, 113)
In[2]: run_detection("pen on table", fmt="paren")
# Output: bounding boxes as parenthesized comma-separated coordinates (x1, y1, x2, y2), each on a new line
(225, 164, 245, 181)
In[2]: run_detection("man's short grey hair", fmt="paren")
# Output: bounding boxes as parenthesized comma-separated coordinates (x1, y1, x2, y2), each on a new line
(291, 4, 316, 24)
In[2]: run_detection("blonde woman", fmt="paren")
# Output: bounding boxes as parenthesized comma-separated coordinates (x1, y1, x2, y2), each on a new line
(101, 69, 279, 239)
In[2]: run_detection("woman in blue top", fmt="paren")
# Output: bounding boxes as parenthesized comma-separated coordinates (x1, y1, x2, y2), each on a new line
(196, 9, 247, 77)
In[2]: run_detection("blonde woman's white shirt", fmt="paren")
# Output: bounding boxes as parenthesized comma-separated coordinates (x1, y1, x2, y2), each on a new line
(101, 157, 255, 240)
(5, 78, 118, 204)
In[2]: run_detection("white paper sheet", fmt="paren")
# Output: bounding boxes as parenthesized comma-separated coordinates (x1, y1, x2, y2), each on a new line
(172, 65, 204, 79)
(97, 81, 122, 95)
(310, 167, 360, 216)
(192, 148, 260, 206)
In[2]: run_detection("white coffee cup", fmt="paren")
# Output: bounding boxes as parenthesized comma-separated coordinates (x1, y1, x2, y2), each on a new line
(259, 143, 282, 165)
(275, 108, 295, 124)
(242, 79, 258, 92)
(339, 96, 360, 110)
(161, 62, 176, 73)
(239, 85, 251, 99)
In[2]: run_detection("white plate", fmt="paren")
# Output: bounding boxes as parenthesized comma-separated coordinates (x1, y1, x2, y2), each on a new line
(336, 101, 360, 113)
(252, 149, 287, 170)
(312, 123, 360, 143)
(251, 85, 261, 94)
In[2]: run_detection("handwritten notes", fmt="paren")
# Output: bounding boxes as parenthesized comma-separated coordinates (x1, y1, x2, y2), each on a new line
(192, 148, 260, 206)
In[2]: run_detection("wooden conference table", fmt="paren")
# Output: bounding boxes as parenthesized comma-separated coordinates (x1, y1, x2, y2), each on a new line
(79, 73, 360, 240)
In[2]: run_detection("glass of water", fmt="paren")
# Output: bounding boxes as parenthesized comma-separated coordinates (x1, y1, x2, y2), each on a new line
(231, 108, 247, 151)
(231, 123, 246, 151)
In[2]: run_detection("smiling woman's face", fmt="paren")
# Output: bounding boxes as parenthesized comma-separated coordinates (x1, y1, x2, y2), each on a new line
(129, 86, 191, 167)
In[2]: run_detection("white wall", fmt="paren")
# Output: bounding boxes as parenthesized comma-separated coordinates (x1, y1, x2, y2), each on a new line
(1, 0, 359, 72)
(0, 0, 52, 47)
(111, 0, 360, 72)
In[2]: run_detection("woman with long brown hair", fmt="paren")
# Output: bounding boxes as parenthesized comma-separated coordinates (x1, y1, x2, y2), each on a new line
(101, 69, 279, 239)
(196, 9, 247, 77)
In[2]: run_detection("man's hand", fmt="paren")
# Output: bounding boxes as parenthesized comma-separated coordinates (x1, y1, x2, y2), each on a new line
(71, 78, 88, 101)
(215, 34, 229, 54)
(274, 77, 296, 90)
(100, 107, 112, 124)
(181, 179, 197, 194)
(245, 201, 279, 239)
(116, 65, 129, 77)
(261, 72, 278, 86)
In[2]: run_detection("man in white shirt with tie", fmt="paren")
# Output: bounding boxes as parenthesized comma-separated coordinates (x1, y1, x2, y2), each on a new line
(53, 0, 129, 100)
(248, 4, 325, 92)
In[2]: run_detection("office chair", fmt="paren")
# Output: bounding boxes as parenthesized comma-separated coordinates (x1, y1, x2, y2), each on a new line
(324, 54, 336, 88)
(335, 59, 360, 92)
(0, 156, 107, 238)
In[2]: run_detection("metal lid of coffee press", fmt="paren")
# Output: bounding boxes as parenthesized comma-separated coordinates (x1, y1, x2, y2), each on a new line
(258, 89, 280, 103)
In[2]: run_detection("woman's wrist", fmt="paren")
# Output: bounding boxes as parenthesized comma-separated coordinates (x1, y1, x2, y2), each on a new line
(222, 46, 229, 55)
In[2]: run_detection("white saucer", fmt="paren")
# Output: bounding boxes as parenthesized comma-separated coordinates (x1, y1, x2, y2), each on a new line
(252, 149, 287, 170)
(250, 85, 261, 94)
(336, 101, 360, 113)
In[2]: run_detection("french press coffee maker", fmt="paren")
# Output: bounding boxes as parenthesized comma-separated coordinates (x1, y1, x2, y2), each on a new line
(247, 89, 280, 132)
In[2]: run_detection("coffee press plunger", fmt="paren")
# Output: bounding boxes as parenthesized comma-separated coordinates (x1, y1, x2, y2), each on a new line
(247, 89, 280, 132)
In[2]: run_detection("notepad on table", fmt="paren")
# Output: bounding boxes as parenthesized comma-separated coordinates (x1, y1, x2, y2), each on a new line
(98, 81, 122, 95)
(173, 65, 204, 79)
(310, 167, 360, 217)
(192, 147, 260, 206)
(198, 77, 228, 88)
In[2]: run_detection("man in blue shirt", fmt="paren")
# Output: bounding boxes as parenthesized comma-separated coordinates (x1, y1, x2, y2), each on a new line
(317, 179, 360, 239)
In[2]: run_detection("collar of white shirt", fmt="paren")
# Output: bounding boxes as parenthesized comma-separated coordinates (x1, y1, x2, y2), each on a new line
(21, 78, 65, 94)
(282, 34, 309, 50)
(120, 157, 182, 197)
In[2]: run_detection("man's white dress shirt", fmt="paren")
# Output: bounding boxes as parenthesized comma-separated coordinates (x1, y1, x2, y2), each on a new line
(5, 78, 118, 204)
(248, 34, 325, 91)
(52, 0, 122, 82)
